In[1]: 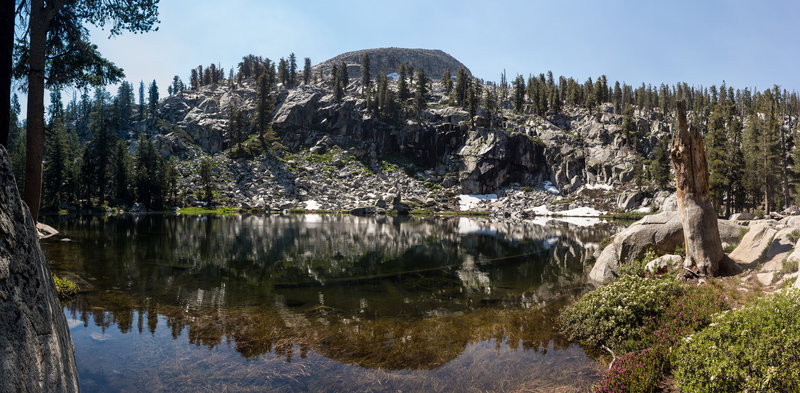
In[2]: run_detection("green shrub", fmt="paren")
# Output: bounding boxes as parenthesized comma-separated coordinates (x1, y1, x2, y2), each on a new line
(788, 230, 800, 243)
(782, 258, 799, 275)
(674, 289, 800, 393)
(53, 274, 78, 300)
(558, 276, 685, 349)
(592, 285, 729, 392)
(618, 248, 657, 278)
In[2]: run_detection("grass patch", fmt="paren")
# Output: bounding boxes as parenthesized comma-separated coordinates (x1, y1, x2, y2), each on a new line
(178, 206, 240, 216)
(600, 211, 654, 221)
(788, 229, 800, 243)
(53, 274, 78, 300)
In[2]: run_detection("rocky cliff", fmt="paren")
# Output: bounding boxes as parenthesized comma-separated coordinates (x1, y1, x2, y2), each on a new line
(0, 146, 79, 393)
(146, 49, 676, 214)
(313, 47, 472, 80)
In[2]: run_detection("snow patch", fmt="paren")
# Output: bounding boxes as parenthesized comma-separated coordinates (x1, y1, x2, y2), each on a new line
(458, 194, 498, 211)
(543, 181, 560, 195)
(304, 200, 321, 210)
(585, 183, 613, 191)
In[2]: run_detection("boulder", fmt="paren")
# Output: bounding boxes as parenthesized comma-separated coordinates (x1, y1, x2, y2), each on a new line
(0, 146, 79, 393)
(616, 190, 644, 211)
(645, 254, 683, 275)
(729, 223, 777, 266)
(589, 211, 745, 284)
(761, 228, 798, 272)
(729, 212, 756, 221)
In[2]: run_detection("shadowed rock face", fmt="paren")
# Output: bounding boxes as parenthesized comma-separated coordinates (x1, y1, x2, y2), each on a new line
(0, 146, 78, 393)
(313, 47, 472, 80)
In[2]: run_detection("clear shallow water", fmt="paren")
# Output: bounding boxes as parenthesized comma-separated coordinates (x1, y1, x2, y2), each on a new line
(41, 214, 615, 392)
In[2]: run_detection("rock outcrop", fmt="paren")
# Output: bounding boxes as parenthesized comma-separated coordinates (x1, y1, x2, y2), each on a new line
(0, 146, 79, 393)
(589, 211, 744, 283)
(313, 47, 472, 80)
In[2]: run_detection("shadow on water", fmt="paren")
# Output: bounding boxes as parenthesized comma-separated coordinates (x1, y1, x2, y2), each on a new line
(42, 214, 617, 392)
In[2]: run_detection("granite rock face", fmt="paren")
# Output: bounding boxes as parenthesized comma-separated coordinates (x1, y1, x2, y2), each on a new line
(0, 146, 79, 393)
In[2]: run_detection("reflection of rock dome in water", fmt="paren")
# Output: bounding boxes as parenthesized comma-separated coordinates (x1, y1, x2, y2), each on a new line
(47, 214, 616, 378)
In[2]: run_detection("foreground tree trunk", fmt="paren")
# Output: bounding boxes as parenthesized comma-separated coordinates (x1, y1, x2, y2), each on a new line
(671, 101, 739, 277)
(1, 0, 14, 147)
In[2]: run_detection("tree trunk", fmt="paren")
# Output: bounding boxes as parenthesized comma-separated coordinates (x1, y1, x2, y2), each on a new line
(671, 101, 739, 277)
(22, 0, 61, 222)
(1, 0, 14, 147)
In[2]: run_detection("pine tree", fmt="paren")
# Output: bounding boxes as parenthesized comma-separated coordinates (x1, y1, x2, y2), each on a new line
(288, 53, 297, 88)
(198, 157, 215, 203)
(138, 81, 146, 120)
(116, 82, 133, 130)
(360, 53, 371, 96)
(397, 64, 409, 108)
(190, 69, 198, 90)
(454, 68, 468, 107)
(484, 87, 497, 129)
(706, 103, 729, 210)
(441, 68, 452, 97)
(278, 58, 289, 87)
(413, 69, 428, 119)
(303, 57, 311, 85)
(338, 61, 348, 94)
(89, 87, 114, 203)
(148, 80, 159, 119)
(647, 137, 672, 190)
(134, 133, 167, 208)
(112, 140, 133, 205)
(8, 94, 25, 191)
(467, 82, 477, 127)
(513, 75, 526, 113)
(255, 72, 275, 145)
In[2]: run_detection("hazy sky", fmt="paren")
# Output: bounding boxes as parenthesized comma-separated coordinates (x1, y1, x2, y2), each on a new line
(15, 0, 800, 113)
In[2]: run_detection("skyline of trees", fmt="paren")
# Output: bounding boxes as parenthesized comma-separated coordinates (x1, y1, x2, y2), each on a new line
(7, 48, 800, 215)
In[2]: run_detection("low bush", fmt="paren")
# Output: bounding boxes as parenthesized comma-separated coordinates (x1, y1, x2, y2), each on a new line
(53, 274, 78, 300)
(557, 275, 685, 349)
(674, 289, 800, 393)
(592, 285, 729, 392)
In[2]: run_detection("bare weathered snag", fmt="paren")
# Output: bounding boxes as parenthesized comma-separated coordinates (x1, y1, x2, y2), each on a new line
(671, 101, 739, 277)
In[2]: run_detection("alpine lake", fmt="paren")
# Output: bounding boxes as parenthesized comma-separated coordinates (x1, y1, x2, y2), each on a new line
(40, 213, 618, 392)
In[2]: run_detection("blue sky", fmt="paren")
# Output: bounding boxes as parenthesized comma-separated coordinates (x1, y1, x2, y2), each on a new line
(16, 0, 800, 113)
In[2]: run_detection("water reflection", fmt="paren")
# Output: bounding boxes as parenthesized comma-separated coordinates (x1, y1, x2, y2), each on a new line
(43, 214, 615, 392)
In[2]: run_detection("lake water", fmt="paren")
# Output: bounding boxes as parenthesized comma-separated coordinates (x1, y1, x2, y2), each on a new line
(41, 214, 615, 392)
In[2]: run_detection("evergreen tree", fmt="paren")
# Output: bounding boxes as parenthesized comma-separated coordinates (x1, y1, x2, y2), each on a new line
(360, 53, 371, 96)
(43, 100, 68, 208)
(190, 69, 198, 90)
(112, 140, 133, 205)
(338, 61, 348, 94)
(706, 103, 729, 210)
(148, 80, 159, 119)
(332, 64, 343, 102)
(484, 87, 498, 129)
(621, 105, 639, 149)
(7, 94, 25, 191)
(134, 133, 166, 208)
(441, 68, 452, 97)
(278, 58, 289, 87)
(116, 82, 134, 130)
(413, 69, 428, 119)
(646, 137, 672, 190)
(467, 82, 477, 127)
(513, 75, 526, 113)
(255, 72, 275, 144)
(397, 64, 409, 108)
(199, 157, 215, 203)
(88, 87, 114, 203)
(303, 57, 311, 85)
(138, 81, 146, 120)
(288, 53, 297, 88)
(454, 68, 468, 107)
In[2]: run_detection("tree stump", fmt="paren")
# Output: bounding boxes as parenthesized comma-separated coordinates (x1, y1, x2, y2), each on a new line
(671, 101, 740, 277)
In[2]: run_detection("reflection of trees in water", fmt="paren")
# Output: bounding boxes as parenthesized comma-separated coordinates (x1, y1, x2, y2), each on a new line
(64, 292, 582, 370)
(49, 215, 617, 369)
